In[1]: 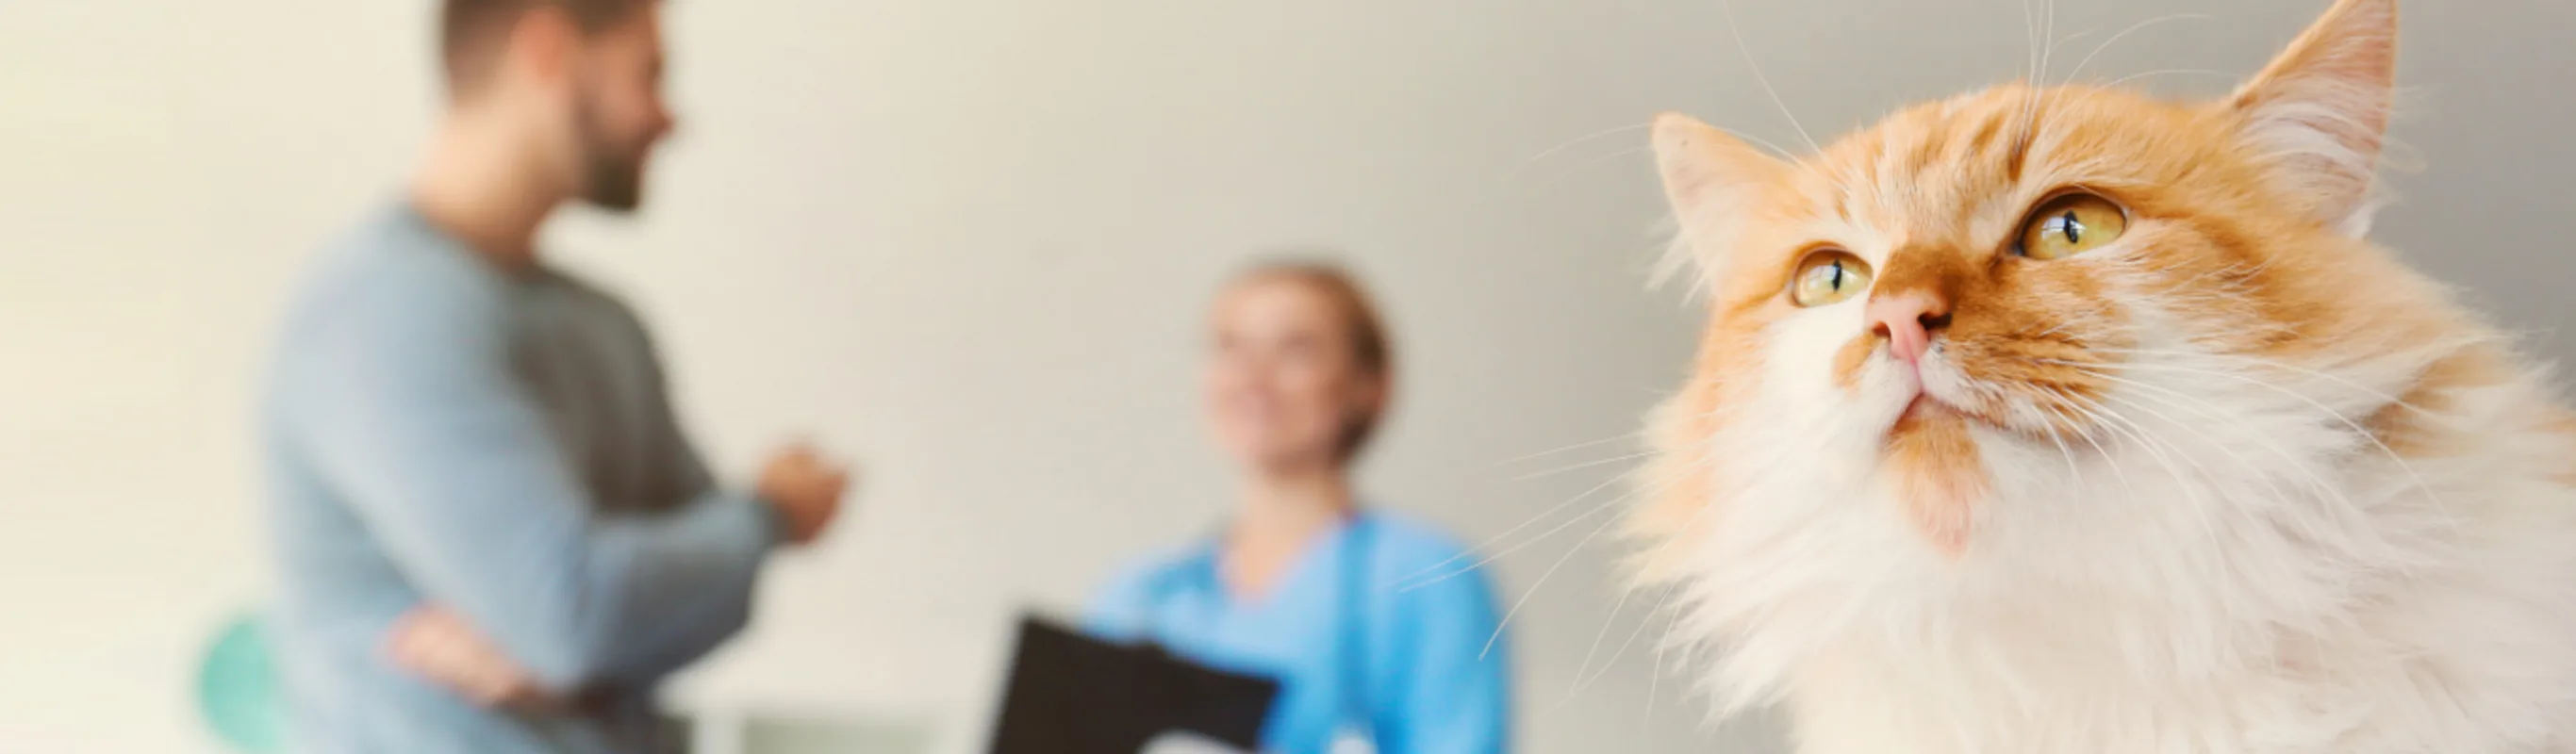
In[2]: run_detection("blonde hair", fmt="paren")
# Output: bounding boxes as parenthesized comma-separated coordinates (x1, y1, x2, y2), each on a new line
(1228, 259, 1394, 462)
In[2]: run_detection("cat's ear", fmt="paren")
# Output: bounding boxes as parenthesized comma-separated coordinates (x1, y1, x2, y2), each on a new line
(1652, 112, 1787, 287)
(2226, 0, 2398, 238)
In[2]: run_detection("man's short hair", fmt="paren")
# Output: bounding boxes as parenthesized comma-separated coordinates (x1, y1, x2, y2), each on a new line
(439, 0, 653, 92)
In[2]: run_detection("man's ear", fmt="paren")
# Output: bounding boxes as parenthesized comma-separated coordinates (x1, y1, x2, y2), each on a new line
(502, 7, 586, 90)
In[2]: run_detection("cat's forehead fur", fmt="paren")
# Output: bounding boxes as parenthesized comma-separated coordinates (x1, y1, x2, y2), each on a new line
(1768, 84, 2228, 259)
(1695, 78, 2389, 369)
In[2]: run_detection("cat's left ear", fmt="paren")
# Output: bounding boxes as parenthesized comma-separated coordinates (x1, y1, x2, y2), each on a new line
(2227, 0, 2398, 238)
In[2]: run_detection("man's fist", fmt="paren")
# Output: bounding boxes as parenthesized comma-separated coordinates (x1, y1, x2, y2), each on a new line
(758, 443, 849, 546)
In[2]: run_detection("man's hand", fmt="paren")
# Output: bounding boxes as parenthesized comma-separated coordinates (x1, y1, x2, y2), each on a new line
(759, 443, 849, 547)
(385, 606, 565, 711)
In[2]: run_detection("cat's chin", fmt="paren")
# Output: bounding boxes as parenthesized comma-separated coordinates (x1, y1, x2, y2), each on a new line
(1881, 393, 1988, 555)
(1895, 394, 1945, 422)
(1887, 395, 1963, 444)
(1890, 393, 1988, 437)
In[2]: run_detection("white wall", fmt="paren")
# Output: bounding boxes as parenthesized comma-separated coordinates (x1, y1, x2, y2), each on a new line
(4, 1, 2570, 752)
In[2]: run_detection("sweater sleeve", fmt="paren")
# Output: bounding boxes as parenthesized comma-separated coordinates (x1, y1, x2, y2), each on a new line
(284, 271, 777, 690)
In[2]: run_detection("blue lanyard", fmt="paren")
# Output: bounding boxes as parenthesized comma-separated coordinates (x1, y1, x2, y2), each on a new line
(1138, 516, 1378, 737)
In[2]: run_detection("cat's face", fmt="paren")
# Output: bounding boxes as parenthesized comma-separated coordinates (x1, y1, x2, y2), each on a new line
(1637, 0, 2424, 562)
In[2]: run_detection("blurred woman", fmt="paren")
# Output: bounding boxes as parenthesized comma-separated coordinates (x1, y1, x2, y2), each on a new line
(1086, 261, 1511, 754)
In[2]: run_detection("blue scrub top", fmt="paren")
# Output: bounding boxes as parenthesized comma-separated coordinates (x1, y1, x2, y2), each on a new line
(1084, 511, 1511, 754)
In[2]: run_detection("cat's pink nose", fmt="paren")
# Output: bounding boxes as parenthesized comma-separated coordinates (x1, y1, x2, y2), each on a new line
(1867, 291, 1951, 365)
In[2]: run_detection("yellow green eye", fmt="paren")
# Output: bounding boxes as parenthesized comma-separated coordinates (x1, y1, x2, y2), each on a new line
(2016, 192, 2128, 260)
(1790, 250, 1873, 307)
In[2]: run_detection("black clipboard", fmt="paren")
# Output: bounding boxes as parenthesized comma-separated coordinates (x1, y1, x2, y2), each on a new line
(987, 615, 1280, 754)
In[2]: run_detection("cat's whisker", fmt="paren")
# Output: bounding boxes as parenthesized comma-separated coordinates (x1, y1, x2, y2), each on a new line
(1645, 602, 1680, 724)
(2070, 357, 2454, 515)
(1582, 434, 1752, 691)
(2010, 294, 2126, 342)
(2039, 357, 2401, 545)
(1405, 430, 1722, 593)
(2028, 300, 2122, 340)
(1509, 451, 1658, 483)
(2054, 394, 2139, 481)
(1561, 581, 1696, 710)
(2077, 367, 2347, 503)
(2029, 398, 2090, 491)
(1717, 0, 1820, 154)
(2153, 260, 2259, 298)
(2008, 0, 2056, 167)
(2054, 364, 2368, 549)
(2077, 392, 2217, 503)
(1564, 575, 1644, 706)
(1490, 432, 1641, 469)
(2101, 68, 2232, 92)
(2029, 383, 2112, 460)
(1556, 424, 1741, 689)
(2039, 0, 2064, 85)
(1570, 582, 1671, 696)
(2052, 414, 2098, 497)
(2101, 381, 2313, 508)
(1399, 433, 1690, 588)
(1582, 580, 1706, 713)
(2090, 347, 2452, 418)
(2072, 392, 2237, 557)
(1482, 491, 1632, 661)
(1711, 125, 1800, 163)
(2064, 13, 2215, 87)
(2047, 29, 2098, 67)
(1395, 490, 1622, 593)
(2121, 388, 2370, 552)
(2019, 0, 2040, 90)
(1507, 123, 1652, 183)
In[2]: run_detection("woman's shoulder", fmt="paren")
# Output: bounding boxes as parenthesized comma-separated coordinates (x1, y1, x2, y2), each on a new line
(1095, 537, 1218, 601)
(1084, 540, 1212, 639)
(1098, 539, 1212, 596)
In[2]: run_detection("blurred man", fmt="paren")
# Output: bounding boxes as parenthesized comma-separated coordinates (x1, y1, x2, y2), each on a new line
(260, 1, 847, 751)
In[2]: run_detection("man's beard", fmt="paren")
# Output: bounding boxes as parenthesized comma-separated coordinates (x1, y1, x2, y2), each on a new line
(572, 91, 648, 213)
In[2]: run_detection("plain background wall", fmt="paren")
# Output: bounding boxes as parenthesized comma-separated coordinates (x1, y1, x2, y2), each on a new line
(3, 0, 2569, 751)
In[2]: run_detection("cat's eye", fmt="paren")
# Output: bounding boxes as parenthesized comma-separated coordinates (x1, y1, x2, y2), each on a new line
(2015, 192, 2129, 260)
(1790, 250, 1874, 307)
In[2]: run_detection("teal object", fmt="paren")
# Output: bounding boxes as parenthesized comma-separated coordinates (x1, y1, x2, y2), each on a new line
(197, 613, 285, 753)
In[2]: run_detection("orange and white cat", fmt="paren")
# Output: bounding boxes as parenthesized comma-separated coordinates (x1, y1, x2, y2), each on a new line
(1631, 0, 2576, 751)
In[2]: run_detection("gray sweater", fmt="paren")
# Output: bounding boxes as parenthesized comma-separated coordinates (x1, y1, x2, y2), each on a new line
(262, 205, 778, 752)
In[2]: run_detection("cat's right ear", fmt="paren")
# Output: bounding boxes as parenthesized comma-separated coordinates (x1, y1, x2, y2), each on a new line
(1653, 112, 1787, 287)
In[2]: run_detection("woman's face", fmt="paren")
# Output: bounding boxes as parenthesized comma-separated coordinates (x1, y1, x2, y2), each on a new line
(1204, 276, 1383, 474)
